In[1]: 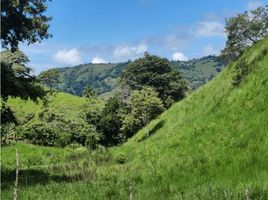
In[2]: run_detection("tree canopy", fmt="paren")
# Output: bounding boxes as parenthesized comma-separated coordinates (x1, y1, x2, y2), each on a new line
(1, 0, 52, 52)
(1, 0, 52, 127)
(121, 53, 188, 107)
(38, 68, 61, 90)
(221, 5, 268, 61)
(120, 87, 165, 138)
(1, 50, 45, 101)
(96, 96, 124, 146)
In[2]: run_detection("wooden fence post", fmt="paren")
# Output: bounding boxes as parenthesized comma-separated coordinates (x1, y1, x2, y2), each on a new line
(14, 149, 19, 200)
(245, 189, 250, 200)
(129, 184, 132, 200)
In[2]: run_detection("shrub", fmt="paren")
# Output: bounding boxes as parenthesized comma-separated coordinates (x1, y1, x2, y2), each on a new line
(120, 87, 165, 138)
(22, 122, 60, 146)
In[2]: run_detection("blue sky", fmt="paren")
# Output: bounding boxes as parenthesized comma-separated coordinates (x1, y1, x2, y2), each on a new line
(19, 0, 267, 74)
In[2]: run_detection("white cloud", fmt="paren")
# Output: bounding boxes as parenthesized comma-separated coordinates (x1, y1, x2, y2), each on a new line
(203, 44, 218, 56)
(91, 57, 107, 64)
(247, 0, 262, 10)
(172, 52, 189, 61)
(53, 48, 82, 65)
(136, 44, 147, 54)
(166, 35, 188, 51)
(195, 21, 225, 38)
(113, 43, 148, 59)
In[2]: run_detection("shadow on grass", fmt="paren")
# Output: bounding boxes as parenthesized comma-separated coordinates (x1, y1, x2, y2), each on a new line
(138, 120, 165, 142)
(1, 168, 86, 190)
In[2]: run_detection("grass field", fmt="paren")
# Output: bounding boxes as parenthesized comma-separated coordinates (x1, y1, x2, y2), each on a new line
(6, 91, 102, 120)
(1, 37, 268, 199)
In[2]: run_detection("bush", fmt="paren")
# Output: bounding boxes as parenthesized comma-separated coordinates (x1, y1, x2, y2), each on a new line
(120, 87, 165, 138)
(22, 122, 60, 146)
(232, 58, 250, 85)
(70, 123, 99, 149)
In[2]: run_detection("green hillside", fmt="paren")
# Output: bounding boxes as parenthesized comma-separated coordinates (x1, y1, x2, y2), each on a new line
(55, 62, 129, 96)
(7, 92, 103, 123)
(172, 55, 224, 89)
(2, 38, 268, 199)
(111, 37, 268, 199)
(48, 56, 224, 98)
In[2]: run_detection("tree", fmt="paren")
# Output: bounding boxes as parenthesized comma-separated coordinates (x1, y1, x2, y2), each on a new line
(1, 0, 52, 52)
(96, 96, 124, 146)
(120, 87, 165, 138)
(1, 0, 52, 131)
(221, 5, 268, 61)
(0, 101, 18, 143)
(0, 102, 17, 125)
(1, 50, 45, 101)
(83, 86, 96, 98)
(121, 53, 188, 107)
(38, 69, 61, 90)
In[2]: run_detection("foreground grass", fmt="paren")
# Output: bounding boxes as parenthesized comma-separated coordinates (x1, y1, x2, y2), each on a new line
(2, 38, 268, 199)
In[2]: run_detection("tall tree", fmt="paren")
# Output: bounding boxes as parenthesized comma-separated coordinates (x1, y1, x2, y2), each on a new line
(1, 50, 45, 101)
(1, 0, 52, 52)
(96, 96, 124, 146)
(221, 5, 268, 61)
(1, 0, 52, 126)
(1, 50, 45, 137)
(121, 52, 188, 107)
(38, 69, 61, 90)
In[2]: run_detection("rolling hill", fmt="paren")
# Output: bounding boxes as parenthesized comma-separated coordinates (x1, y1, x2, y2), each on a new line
(7, 92, 104, 123)
(2, 38, 268, 199)
(47, 56, 224, 98)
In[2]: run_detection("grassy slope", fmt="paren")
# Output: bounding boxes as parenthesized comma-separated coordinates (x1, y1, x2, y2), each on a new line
(113, 38, 268, 198)
(2, 38, 268, 199)
(7, 91, 103, 123)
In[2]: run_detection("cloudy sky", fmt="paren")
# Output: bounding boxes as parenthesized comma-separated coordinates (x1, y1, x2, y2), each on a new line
(19, 0, 267, 74)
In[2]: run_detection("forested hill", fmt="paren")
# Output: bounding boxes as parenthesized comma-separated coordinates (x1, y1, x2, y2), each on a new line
(49, 56, 224, 97)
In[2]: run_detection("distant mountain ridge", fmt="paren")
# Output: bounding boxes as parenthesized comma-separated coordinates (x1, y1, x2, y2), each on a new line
(49, 55, 225, 97)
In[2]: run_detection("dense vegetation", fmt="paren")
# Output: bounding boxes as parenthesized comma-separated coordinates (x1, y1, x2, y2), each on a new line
(43, 56, 224, 98)
(4, 92, 104, 148)
(2, 36, 268, 200)
(54, 62, 129, 97)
